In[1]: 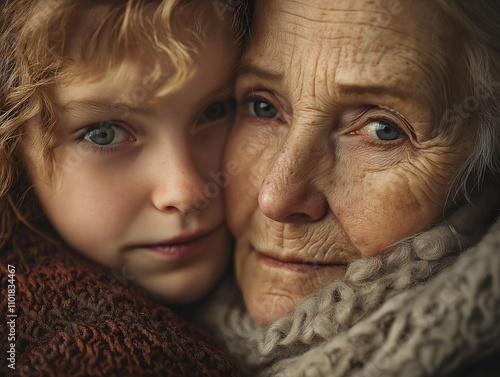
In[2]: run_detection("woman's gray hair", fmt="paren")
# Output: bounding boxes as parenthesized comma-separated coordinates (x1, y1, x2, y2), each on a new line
(435, 0, 500, 200)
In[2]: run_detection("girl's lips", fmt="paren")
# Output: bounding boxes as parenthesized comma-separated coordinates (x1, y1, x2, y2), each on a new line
(144, 227, 220, 261)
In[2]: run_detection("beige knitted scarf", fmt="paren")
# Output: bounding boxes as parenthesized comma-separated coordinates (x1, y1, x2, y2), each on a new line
(196, 194, 500, 377)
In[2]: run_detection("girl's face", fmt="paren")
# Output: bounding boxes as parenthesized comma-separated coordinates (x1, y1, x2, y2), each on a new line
(23, 34, 238, 304)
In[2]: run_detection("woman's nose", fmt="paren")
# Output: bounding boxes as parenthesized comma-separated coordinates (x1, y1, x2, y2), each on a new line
(258, 130, 328, 223)
(150, 151, 209, 215)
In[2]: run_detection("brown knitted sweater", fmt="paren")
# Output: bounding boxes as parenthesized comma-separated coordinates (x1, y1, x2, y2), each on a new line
(0, 236, 241, 377)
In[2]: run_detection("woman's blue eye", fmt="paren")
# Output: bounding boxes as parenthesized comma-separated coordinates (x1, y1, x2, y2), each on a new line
(84, 123, 130, 146)
(364, 121, 401, 141)
(250, 101, 280, 119)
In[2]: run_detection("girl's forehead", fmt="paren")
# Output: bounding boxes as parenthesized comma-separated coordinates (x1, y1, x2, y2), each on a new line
(55, 60, 175, 109)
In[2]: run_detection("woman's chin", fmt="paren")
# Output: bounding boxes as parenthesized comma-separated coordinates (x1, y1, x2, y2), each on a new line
(245, 293, 297, 325)
(237, 249, 350, 324)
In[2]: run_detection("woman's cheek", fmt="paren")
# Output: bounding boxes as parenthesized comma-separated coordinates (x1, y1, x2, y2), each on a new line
(332, 164, 443, 257)
(225, 123, 283, 235)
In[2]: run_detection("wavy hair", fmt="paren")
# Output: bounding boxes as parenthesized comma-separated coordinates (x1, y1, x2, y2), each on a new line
(0, 0, 251, 251)
(434, 0, 500, 200)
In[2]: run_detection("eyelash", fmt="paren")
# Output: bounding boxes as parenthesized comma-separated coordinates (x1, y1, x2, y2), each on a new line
(76, 122, 133, 155)
(351, 119, 404, 147)
(347, 105, 411, 145)
(240, 92, 285, 122)
(75, 140, 121, 155)
(197, 99, 236, 126)
(237, 84, 415, 148)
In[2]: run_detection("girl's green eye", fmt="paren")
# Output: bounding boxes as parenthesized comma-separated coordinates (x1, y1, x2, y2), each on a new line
(198, 100, 235, 125)
(203, 102, 228, 121)
(84, 124, 131, 146)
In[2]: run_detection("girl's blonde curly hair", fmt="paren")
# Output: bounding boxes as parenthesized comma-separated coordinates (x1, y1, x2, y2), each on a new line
(0, 0, 251, 251)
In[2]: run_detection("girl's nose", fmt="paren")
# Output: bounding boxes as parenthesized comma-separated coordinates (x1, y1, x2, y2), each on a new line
(150, 149, 210, 216)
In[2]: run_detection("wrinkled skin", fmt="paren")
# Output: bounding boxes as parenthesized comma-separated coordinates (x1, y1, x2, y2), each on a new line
(225, 0, 473, 323)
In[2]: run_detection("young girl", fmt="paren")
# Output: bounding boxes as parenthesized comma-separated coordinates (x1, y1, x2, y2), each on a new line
(0, 0, 248, 374)
(1, 0, 249, 303)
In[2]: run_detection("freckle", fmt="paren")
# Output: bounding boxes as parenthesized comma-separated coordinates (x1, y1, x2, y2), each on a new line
(355, 236, 369, 248)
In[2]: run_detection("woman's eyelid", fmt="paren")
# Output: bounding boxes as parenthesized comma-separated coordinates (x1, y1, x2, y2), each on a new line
(369, 107, 416, 139)
(242, 90, 287, 121)
(350, 107, 411, 137)
(356, 120, 404, 143)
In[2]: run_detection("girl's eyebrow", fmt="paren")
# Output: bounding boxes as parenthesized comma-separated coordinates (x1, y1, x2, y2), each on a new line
(62, 99, 156, 117)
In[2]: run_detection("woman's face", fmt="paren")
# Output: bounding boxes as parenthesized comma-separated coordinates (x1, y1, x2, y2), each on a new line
(225, 0, 473, 323)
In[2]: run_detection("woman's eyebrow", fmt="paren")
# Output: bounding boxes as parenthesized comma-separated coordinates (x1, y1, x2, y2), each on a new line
(238, 63, 422, 103)
(336, 84, 415, 101)
(62, 99, 156, 117)
(238, 61, 284, 83)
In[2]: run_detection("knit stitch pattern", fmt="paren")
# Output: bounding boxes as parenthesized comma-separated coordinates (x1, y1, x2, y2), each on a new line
(0, 238, 241, 377)
(261, 219, 500, 376)
(197, 205, 500, 377)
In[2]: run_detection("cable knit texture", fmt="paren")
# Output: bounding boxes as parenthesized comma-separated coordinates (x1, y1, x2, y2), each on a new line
(0, 237, 241, 377)
(261, 218, 500, 377)
(197, 209, 500, 376)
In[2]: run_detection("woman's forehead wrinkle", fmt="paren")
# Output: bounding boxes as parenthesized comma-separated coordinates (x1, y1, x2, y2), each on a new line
(248, 0, 458, 120)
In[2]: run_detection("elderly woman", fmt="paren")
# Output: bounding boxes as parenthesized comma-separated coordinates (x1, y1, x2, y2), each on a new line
(198, 0, 500, 376)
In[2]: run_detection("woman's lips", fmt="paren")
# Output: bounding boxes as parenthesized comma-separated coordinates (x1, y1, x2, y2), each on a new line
(143, 227, 220, 261)
(255, 248, 337, 273)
